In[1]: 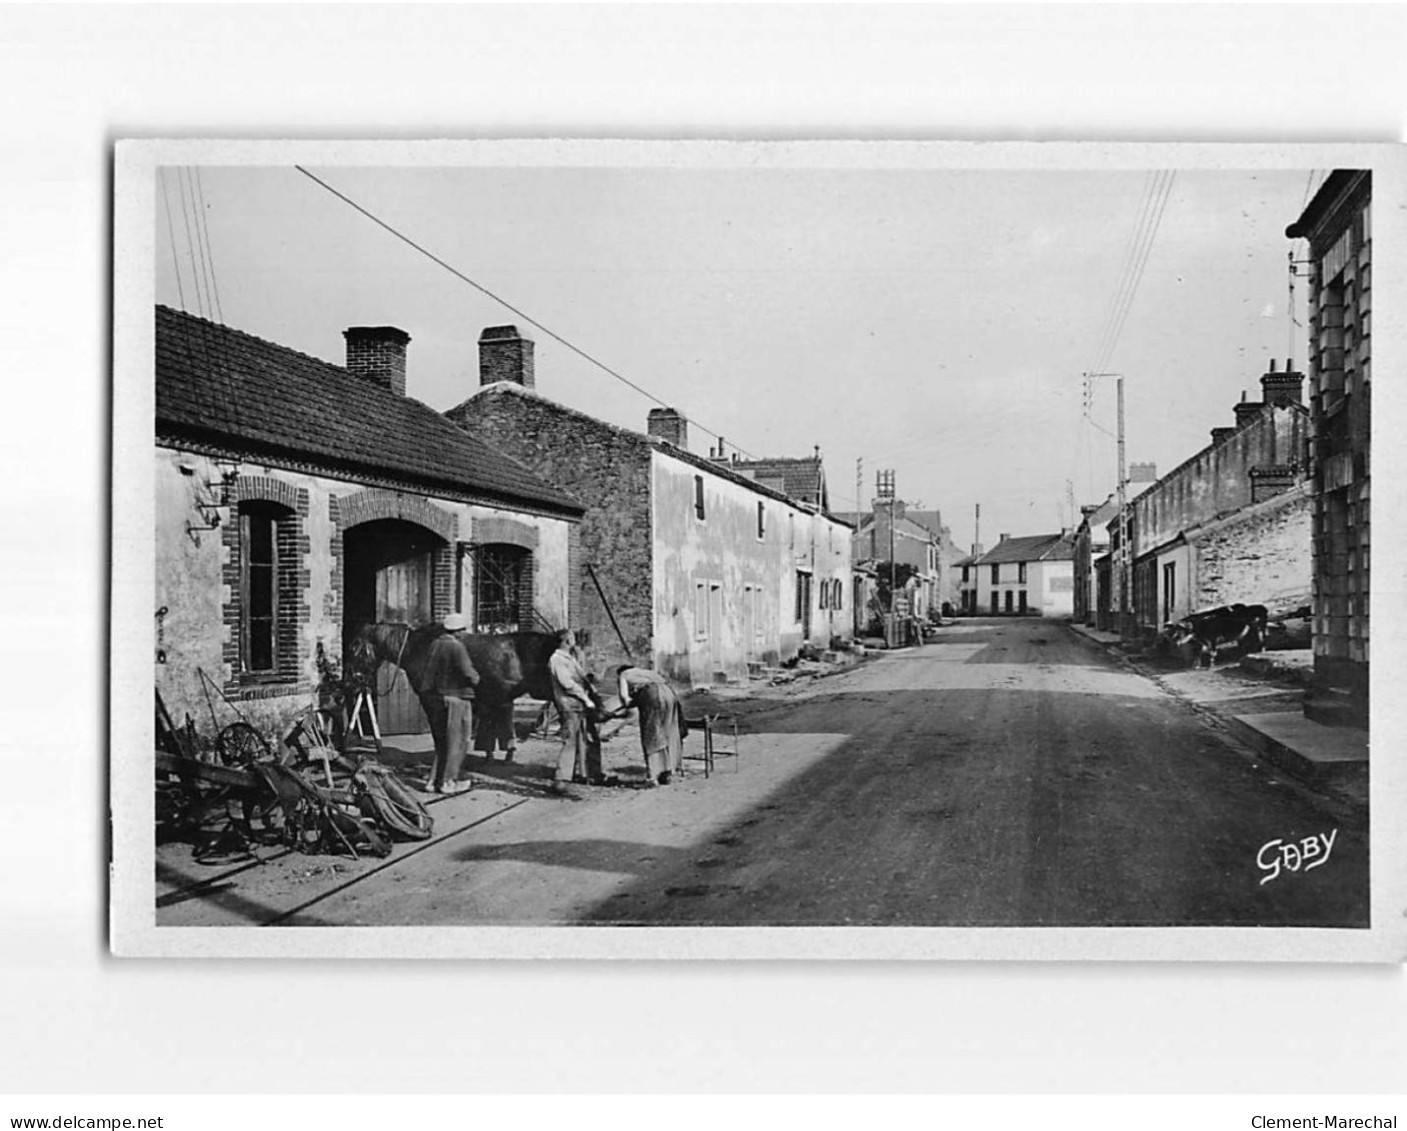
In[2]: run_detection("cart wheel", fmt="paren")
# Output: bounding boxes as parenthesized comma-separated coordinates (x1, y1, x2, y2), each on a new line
(216, 722, 273, 768)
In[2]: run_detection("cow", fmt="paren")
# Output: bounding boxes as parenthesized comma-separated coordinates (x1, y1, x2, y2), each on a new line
(349, 622, 560, 756)
(1165, 604, 1268, 668)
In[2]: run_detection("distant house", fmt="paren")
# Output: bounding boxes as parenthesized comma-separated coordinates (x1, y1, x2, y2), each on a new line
(1097, 361, 1312, 636)
(1286, 170, 1371, 704)
(729, 454, 829, 510)
(966, 532, 1076, 617)
(955, 545, 982, 615)
(446, 327, 854, 686)
(835, 500, 951, 620)
(1071, 463, 1156, 626)
(154, 307, 584, 738)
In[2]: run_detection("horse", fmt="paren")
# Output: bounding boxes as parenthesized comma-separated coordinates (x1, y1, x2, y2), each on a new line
(348, 622, 560, 755)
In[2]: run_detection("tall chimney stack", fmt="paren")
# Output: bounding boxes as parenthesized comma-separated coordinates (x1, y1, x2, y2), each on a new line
(646, 407, 688, 449)
(344, 326, 410, 396)
(1233, 390, 1263, 431)
(478, 325, 535, 388)
(1260, 357, 1305, 408)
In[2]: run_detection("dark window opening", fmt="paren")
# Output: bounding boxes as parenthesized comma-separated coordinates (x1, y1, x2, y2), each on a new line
(757, 501, 765, 539)
(476, 543, 531, 631)
(694, 476, 706, 520)
(241, 504, 279, 673)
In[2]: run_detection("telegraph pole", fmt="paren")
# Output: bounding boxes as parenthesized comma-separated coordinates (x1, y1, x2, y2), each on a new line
(1087, 372, 1130, 638)
(877, 468, 897, 611)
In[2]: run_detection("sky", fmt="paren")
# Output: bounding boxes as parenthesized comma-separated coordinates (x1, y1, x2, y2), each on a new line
(154, 158, 1318, 549)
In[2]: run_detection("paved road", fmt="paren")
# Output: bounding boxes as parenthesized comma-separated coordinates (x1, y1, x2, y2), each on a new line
(288, 618, 1367, 929)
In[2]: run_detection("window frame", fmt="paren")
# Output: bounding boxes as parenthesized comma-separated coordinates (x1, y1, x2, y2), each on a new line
(694, 475, 706, 521)
(239, 502, 280, 676)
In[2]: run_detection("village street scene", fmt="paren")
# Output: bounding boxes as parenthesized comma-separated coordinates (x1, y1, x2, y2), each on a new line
(145, 156, 1371, 932)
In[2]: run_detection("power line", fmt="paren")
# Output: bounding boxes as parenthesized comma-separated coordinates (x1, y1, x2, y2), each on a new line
(293, 165, 761, 460)
(159, 169, 187, 311)
(176, 166, 207, 318)
(193, 167, 225, 324)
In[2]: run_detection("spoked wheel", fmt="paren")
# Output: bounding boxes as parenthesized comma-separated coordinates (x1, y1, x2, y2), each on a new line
(216, 721, 274, 768)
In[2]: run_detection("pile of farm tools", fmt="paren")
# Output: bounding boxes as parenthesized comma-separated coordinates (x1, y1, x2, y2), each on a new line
(156, 675, 431, 865)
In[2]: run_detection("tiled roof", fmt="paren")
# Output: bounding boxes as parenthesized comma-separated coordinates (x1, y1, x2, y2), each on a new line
(450, 381, 841, 519)
(730, 457, 827, 507)
(975, 532, 1075, 565)
(155, 306, 582, 516)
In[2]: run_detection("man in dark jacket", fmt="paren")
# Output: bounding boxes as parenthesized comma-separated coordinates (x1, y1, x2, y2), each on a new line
(420, 612, 479, 795)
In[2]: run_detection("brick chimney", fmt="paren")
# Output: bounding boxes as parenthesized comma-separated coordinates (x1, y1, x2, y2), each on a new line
(646, 407, 688, 449)
(1260, 357, 1305, 408)
(479, 325, 534, 389)
(1233, 391, 1263, 430)
(343, 326, 410, 396)
(1211, 426, 1238, 446)
(1128, 462, 1157, 483)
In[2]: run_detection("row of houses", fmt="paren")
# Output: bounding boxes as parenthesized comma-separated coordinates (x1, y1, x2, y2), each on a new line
(154, 308, 854, 738)
(1071, 168, 1371, 716)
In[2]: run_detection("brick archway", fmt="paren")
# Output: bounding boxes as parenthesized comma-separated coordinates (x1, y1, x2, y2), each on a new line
(336, 487, 455, 543)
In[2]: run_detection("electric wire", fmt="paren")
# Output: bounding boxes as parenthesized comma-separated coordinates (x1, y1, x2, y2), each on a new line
(176, 166, 208, 319)
(193, 167, 225, 324)
(184, 168, 219, 326)
(159, 168, 187, 311)
(293, 165, 762, 461)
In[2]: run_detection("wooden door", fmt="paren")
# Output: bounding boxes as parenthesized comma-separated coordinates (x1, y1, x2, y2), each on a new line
(376, 552, 433, 734)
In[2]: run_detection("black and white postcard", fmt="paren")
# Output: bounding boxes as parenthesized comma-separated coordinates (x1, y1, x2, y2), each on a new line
(110, 139, 1405, 960)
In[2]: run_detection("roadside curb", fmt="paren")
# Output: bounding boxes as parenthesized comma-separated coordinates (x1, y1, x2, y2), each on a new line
(1064, 622, 1368, 812)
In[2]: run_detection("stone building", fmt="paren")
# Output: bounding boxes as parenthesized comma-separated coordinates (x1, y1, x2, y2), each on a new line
(446, 327, 854, 686)
(835, 501, 948, 621)
(1097, 361, 1312, 636)
(1286, 170, 1372, 704)
(154, 307, 583, 738)
(1071, 464, 1157, 626)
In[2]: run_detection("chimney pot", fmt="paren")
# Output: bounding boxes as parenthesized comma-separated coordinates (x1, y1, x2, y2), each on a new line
(1260, 360, 1305, 408)
(478, 325, 535, 389)
(647, 407, 688, 449)
(344, 326, 411, 396)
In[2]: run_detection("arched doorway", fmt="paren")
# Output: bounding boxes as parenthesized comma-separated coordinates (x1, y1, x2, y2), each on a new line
(343, 517, 445, 734)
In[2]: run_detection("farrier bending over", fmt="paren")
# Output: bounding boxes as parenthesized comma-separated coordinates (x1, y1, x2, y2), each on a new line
(612, 664, 685, 786)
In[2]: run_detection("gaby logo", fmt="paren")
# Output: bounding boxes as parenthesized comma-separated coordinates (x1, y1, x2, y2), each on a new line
(1257, 830, 1337, 885)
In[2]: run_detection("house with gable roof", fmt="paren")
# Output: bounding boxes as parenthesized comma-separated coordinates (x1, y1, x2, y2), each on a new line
(965, 531, 1077, 617)
(446, 327, 854, 686)
(154, 306, 584, 739)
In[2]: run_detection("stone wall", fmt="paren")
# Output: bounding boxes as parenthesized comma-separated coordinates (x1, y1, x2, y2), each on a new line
(1189, 484, 1313, 617)
(447, 387, 655, 675)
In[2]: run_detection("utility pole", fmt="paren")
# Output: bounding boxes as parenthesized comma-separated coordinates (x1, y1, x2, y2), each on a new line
(1087, 372, 1130, 638)
(1116, 374, 1129, 638)
(855, 457, 863, 523)
(877, 468, 897, 614)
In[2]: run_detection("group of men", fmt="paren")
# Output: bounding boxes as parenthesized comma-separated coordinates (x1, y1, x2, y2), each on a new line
(420, 619, 685, 797)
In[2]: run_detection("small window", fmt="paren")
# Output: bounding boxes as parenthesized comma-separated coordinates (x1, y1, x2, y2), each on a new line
(757, 501, 766, 540)
(961, 565, 970, 583)
(1018, 561, 1027, 584)
(694, 475, 706, 521)
(991, 563, 1000, 584)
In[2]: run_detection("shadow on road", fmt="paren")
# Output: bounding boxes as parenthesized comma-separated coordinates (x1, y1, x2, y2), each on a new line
(573, 628, 1370, 929)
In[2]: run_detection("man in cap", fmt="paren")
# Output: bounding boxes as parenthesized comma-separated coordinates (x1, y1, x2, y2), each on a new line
(420, 612, 479, 795)
(547, 629, 608, 794)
